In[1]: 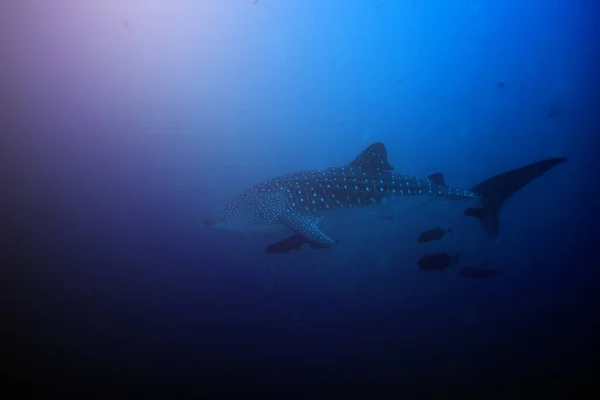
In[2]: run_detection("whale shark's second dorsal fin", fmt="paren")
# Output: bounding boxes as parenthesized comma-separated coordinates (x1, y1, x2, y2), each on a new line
(349, 142, 394, 172)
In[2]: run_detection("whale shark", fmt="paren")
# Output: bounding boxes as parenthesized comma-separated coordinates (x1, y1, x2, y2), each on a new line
(204, 143, 566, 252)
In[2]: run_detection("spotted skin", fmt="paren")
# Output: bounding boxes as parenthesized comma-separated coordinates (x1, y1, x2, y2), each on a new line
(206, 143, 478, 248)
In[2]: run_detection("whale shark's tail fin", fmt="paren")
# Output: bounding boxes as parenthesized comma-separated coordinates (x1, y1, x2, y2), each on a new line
(465, 157, 567, 238)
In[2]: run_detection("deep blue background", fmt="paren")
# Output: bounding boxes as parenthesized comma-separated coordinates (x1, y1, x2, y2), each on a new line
(2, 0, 599, 395)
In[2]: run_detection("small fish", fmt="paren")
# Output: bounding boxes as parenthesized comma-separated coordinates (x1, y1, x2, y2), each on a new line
(418, 252, 460, 271)
(396, 79, 404, 84)
(418, 227, 452, 243)
(497, 81, 505, 89)
(460, 263, 504, 278)
(265, 234, 337, 254)
(265, 234, 307, 254)
(122, 20, 130, 29)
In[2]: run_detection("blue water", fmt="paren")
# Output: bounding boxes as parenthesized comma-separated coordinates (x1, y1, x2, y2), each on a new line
(2, 0, 599, 395)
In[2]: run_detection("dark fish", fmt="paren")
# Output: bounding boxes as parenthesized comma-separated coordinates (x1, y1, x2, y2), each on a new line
(548, 104, 559, 118)
(497, 81, 505, 88)
(418, 227, 452, 243)
(265, 234, 307, 254)
(265, 234, 336, 254)
(396, 79, 404, 84)
(460, 263, 504, 278)
(418, 252, 460, 271)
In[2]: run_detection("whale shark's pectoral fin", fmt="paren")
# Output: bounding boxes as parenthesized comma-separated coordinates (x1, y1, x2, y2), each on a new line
(277, 210, 335, 248)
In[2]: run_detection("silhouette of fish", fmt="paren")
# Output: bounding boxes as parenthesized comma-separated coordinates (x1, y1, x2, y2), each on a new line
(497, 81, 505, 88)
(418, 252, 460, 271)
(548, 103, 559, 118)
(265, 234, 339, 254)
(204, 143, 566, 252)
(418, 227, 452, 243)
(265, 234, 307, 254)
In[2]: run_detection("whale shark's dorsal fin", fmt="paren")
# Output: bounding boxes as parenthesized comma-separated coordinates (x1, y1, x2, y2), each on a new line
(349, 142, 394, 172)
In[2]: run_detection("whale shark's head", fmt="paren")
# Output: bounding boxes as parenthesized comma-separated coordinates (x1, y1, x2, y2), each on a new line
(203, 213, 286, 235)
(203, 192, 288, 236)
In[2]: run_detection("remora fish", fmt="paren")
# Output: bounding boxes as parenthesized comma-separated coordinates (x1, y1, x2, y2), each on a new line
(204, 142, 566, 252)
